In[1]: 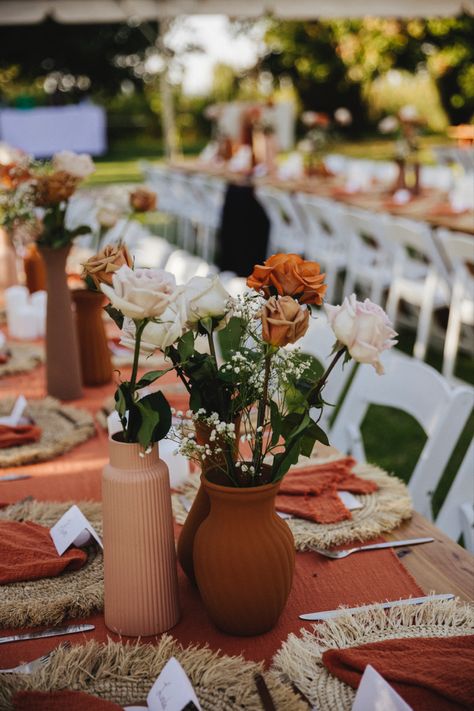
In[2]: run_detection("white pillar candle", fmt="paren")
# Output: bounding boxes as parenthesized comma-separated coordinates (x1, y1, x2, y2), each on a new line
(160, 437, 190, 489)
(30, 290, 47, 337)
(5, 285, 29, 331)
(9, 304, 38, 340)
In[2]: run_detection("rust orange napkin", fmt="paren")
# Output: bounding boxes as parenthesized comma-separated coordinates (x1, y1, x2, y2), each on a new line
(0, 520, 87, 584)
(0, 423, 42, 449)
(13, 690, 124, 711)
(276, 457, 378, 524)
(323, 635, 474, 711)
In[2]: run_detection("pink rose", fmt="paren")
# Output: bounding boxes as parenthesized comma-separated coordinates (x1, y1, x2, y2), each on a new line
(325, 295, 397, 374)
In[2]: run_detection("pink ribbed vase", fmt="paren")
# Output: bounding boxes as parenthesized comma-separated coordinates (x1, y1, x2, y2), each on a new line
(102, 437, 180, 636)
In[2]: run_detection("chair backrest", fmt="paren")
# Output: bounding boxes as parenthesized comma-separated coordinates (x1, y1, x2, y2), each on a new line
(133, 236, 174, 269)
(437, 228, 474, 280)
(343, 207, 396, 261)
(384, 216, 450, 283)
(329, 349, 474, 518)
(256, 187, 306, 255)
(435, 442, 474, 551)
(164, 250, 213, 284)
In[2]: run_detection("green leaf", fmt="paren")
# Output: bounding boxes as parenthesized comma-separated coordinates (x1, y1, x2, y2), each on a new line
(300, 421, 329, 457)
(104, 303, 124, 329)
(271, 438, 303, 482)
(135, 390, 172, 449)
(177, 331, 195, 361)
(67, 224, 91, 238)
(135, 367, 174, 390)
(270, 400, 282, 446)
(114, 385, 128, 418)
(218, 317, 245, 360)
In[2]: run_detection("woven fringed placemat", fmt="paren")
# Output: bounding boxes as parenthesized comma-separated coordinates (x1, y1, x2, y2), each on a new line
(0, 500, 103, 629)
(271, 597, 474, 711)
(0, 635, 306, 711)
(0, 397, 95, 467)
(0, 343, 44, 378)
(172, 455, 413, 551)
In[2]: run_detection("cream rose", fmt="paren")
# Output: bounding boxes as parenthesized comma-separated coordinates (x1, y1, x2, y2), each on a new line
(325, 295, 397, 374)
(120, 294, 186, 352)
(52, 150, 95, 179)
(101, 265, 177, 320)
(185, 276, 231, 329)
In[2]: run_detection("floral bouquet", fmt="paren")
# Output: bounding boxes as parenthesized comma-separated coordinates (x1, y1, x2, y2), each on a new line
(299, 108, 352, 176)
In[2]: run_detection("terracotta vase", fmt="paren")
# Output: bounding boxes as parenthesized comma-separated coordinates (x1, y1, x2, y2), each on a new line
(23, 243, 46, 293)
(102, 437, 180, 636)
(0, 228, 18, 290)
(177, 416, 241, 584)
(40, 245, 82, 401)
(193, 472, 295, 636)
(72, 289, 113, 387)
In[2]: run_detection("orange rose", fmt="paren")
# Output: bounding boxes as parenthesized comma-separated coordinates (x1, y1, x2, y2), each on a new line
(261, 295, 309, 347)
(81, 244, 133, 289)
(130, 188, 157, 213)
(247, 253, 327, 305)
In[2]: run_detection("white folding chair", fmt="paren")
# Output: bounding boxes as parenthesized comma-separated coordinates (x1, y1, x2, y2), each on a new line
(256, 186, 306, 256)
(436, 229, 474, 380)
(329, 349, 474, 519)
(164, 250, 215, 284)
(133, 236, 174, 269)
(436, 442, 474, 551)
(384, 217, 450, 360)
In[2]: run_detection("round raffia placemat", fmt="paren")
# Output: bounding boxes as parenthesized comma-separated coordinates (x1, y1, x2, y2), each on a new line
(0, 396, 95, 467)
(271, 597, 474, 711)
(0, 635, 306, 711)
(0, 343, 44, 378)
(171, 455, 413, 551)
(0, 500, 103, 629)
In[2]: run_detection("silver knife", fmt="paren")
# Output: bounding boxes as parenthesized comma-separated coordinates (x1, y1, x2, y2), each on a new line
(299, 593, 455, 621)
(0, 623, 95, 644)
(0, 474, 32, 482)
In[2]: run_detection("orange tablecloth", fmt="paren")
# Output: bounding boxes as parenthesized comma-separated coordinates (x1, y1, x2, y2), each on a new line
(0, 355, 424, 668)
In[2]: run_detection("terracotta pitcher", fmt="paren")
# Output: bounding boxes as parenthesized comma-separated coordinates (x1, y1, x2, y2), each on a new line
(177, 416, 240, 584)
(23, 243, 46, 293)
(40, 245, 82, 401)
(193, 472, 295, 636)
(102, 437, 180, 636)
(72, 288, 112, 387)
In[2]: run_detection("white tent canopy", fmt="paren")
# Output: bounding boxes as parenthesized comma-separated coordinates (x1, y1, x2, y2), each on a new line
(0, 0, 472, 24)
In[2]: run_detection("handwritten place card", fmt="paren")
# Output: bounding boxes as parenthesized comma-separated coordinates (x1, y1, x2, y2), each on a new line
(0, 395, 27, 426)
(352, 665, 413, 711)
(50, 504, 103, 556)
(338, 491, 363, 511)
(124, 657, 202, 711)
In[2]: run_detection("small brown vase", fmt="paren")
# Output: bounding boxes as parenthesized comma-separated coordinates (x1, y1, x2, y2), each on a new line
(23, 243, 46, 293)
(177, 416, 241, 584)
(193, 472, 295, 636)
(40, 245, 82, 401)
(0, 228, 18, 290)
(72, 289, 113, 387)
(102, 437, 180, 636)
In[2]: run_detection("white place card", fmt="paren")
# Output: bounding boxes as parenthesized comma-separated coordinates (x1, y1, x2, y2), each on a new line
(338, 491, 363, 511)
(124, 657, 202, 711)
(0, 395, 27, 426)
(352, 665, 412, 711)
(50, 504, 103, 555)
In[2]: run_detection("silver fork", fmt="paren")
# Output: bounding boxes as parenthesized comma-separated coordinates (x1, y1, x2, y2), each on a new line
(314, 537, 434, 559)
(0, 640, 71, 674)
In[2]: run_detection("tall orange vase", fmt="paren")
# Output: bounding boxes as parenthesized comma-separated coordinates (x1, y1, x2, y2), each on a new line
(72, 289, 112, 387)
(193, 473, 295, 636)
(102, 437, 180, 636)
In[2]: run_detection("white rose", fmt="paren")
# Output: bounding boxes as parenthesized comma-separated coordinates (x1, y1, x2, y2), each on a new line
(52, 150, 95, 179)
(185, 276, 231, 329)
(325, 295, 397, 374)
(378, 116, 399, 134)
(101, 265, 177, 320)
(120, 294, 186, 352)
(334, 107, 352, 126)
(97, 206, 121, 229)
(399, 105, 419, 122)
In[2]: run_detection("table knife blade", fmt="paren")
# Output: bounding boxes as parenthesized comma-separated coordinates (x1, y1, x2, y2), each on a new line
(0, 623, 95, 644)
(299, 593, 455, 621)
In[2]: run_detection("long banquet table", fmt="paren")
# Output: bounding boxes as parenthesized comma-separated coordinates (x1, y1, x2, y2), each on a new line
(0, 359, 473, 673)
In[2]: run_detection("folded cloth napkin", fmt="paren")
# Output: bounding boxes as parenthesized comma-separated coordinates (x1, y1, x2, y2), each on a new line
(0, 520, 87, 584)
(275, 457, 378, 524)
(322, 635, 474, 711)
(13, 690, 124, 711)
(0, 423, 42, 449)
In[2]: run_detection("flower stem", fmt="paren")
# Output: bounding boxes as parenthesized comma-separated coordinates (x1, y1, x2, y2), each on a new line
(253, 351, 272, 472)
(307, 346, 347, 405)
(124, 318, 147, 442)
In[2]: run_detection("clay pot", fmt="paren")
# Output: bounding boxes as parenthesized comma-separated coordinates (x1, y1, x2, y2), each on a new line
(102, 437, 180, 636)
(193, 470, 295, 636)
(40, 245, 82, 401)
(0, 228, 18, 290)
(72, 289, 112, 387)
(23, 243, 46, 293)
(177, 416, 241, 584)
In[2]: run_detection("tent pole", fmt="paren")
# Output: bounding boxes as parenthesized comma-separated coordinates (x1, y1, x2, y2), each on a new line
(156, 17, 178, 161)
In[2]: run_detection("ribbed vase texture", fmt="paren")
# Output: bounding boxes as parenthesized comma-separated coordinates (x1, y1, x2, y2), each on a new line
(193, 477, 295, 636)
(73, 289, 112, 387)
(102, 438, 180, 636)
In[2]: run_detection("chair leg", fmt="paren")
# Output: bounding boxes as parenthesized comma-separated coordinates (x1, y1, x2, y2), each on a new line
(443, 286, 464, 379)
(414, 271, 438, 361)
(385, 283, 400, 327)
